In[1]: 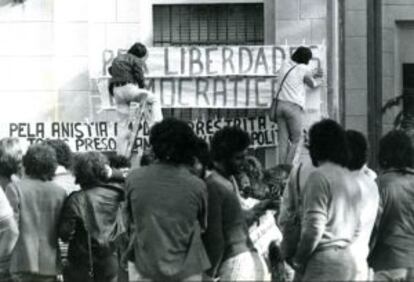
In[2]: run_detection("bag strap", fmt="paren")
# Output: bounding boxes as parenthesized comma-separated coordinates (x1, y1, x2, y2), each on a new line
(86, 229, 94, 280)
(80, 192, 94, 280)
(274, 64, 298, 101)
(295, 163, 303, 209)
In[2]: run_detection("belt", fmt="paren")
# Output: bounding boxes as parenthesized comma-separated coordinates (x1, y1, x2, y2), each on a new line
(314, 244, 348, 254)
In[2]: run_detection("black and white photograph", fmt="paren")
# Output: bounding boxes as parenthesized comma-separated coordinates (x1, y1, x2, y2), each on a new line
(0, 0, 413, 281)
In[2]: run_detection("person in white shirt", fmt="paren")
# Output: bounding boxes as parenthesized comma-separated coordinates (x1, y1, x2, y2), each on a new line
(345, 130, 379, 281)
(270, 47, 322, 165)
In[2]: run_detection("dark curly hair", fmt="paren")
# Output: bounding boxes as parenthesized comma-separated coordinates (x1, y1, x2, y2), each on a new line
(346, 130, 368, 171)
(0, 138, 23, 179)
(291, 46, 313, 65)
(73, 151, 109, 189)
(149, 118, 198, 166)
(43, 139, 73, 169)
(128, 42, 147, 59)
(210, 126, 250, 162)
(23, 144, 57, 181)
(308, 119, 349, 167)
(379, 130, 413, 170)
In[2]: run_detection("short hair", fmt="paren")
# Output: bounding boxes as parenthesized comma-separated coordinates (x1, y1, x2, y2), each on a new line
(128, 42, 147, 59)
(291, 46, 313, 65)
(0, 138, 23, 179)
(149, 118, 198, 166)
(308, 119, 349, 167)
(43, 139, 73, 169)
(23, 144, 57, 181)
(379, 130, 413, 170)
(346, 130, 368, 170)
(73, 151, 109, 188)
(210, 126, 250, 162)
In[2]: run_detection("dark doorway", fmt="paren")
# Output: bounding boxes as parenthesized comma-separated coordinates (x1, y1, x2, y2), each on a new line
(402, 64, 414, 130)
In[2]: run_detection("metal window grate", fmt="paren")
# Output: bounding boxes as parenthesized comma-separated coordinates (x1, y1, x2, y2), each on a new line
(153, 4, 264, 46)
(153, 3, 265, 121)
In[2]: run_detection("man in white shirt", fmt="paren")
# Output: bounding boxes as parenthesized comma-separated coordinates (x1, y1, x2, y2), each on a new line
(345, 130, 379, 281)
(271, 46, 322, 165)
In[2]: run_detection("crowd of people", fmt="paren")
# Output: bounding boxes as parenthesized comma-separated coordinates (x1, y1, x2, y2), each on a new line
(0, 117, 413, 282)
(0, 42, 412, 282)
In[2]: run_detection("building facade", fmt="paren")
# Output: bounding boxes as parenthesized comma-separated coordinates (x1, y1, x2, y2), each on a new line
(0, 0, 412, 167)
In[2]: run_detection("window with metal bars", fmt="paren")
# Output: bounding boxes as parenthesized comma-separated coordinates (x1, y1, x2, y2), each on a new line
(153, 3, 266, 121)
(153, 3, 267, 163)
(153, 3, 264, 46)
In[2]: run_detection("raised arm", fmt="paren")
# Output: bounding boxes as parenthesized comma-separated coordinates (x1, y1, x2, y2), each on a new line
(304, 67, 323, 89)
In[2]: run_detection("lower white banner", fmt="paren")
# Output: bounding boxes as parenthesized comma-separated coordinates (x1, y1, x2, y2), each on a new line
(1, 116, 277, 155)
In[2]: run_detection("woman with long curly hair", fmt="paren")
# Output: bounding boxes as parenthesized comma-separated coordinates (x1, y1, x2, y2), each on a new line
(59, 151, 125, 282)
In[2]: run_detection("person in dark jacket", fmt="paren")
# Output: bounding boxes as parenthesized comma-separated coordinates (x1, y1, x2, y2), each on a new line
(108, 42, 162, 157)
(59, 151, 125, 282)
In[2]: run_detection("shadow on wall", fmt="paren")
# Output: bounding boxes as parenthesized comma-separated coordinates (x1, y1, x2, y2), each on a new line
(57, 70, 92, 121)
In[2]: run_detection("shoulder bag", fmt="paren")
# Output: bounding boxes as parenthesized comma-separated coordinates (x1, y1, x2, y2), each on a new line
(269, 64, 298, 122)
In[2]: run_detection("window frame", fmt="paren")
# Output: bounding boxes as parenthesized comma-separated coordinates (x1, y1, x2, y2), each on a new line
(152, 0, 262, 5)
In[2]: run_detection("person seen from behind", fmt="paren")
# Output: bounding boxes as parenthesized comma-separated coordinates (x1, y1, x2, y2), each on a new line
(0, 138, 22, 191)
(291, 119, 361, 280)
(108, 42, 162, 157)
(44, 139, 79, 196)
(369, 130, 414, 281)
(59, 151, 125, 282)
(6, 144, 66, 282)
(270, 46, 323, 165)
(345, 130, 379, 281)
(125, 118, 210, 282)
(0, 138, 21, 282)
(278, 134, 317, 281)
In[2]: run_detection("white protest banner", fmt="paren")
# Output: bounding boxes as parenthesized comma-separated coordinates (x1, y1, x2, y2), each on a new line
(147, 77, 275, 108)
(5, 122, 123, 152)
(99, 45, 324, 78)
(96, 45, 326, 109)
(242, 198, 282, 257)
(189, 116, 277, 148)
(1, 116, 277, 155)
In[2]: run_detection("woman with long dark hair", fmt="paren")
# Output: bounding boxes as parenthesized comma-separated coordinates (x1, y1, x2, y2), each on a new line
(59, 151, 125, 282)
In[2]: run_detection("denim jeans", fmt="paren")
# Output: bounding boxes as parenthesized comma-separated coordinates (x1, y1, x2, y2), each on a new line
(276, 100, 304, 165)
(302, 247, 357, 281)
